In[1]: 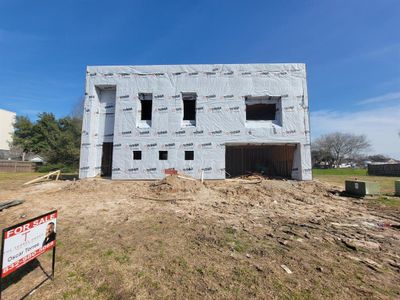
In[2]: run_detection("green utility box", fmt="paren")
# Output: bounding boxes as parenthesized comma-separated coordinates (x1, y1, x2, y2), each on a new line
(345, 180, 380, 196)
(395, 180, 400, 196)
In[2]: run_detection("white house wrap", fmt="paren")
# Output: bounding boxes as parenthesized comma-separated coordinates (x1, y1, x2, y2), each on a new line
(79, 63, 312, 180)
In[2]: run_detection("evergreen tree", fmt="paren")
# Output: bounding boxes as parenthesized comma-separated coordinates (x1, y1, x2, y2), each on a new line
(12, 116, 34, 160)
(12, 113, 82, 170)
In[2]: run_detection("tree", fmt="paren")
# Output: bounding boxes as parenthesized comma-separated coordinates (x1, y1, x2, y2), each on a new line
(8, 144, 24, 160)
(311, 149, 335, 167)
(367, 154, 390, 162)
(47, 116, 81, 167)
(12, 116, 34, 161)
(31, 113, 61, 155)
(313, 132, 371, 167)
(70, 96, 85, 120)
(12, 113, 82, 170)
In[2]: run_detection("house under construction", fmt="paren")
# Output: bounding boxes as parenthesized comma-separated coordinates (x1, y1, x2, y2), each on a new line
(79, 63, 312, 180)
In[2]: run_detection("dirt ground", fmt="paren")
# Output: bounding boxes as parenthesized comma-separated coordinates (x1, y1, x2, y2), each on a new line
(0, 174, 399, 299)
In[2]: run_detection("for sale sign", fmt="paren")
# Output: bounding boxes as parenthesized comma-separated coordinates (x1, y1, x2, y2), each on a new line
(1, 210, 57, 278)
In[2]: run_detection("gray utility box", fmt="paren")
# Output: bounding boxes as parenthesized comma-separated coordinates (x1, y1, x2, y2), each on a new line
(395, 180, 400, 196)
(345, 180, 380, 196)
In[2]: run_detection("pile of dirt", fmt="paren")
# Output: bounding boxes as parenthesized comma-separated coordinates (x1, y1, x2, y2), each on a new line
(62, 178, 114, 193)
(149, 175, 204, 195)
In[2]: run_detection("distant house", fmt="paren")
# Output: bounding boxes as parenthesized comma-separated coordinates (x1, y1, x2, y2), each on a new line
(29, 155, 45, 164)
(0, 109, 16, 159)
(367, 159, 399, 165)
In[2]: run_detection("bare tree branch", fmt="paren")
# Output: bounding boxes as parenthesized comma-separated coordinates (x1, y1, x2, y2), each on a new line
(313, 132, 371, 167)
(70, 96, 85, 119)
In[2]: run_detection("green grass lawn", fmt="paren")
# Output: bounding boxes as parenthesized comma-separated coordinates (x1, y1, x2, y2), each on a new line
(313, 168, 400, 195)
(312, 168, 367, 176)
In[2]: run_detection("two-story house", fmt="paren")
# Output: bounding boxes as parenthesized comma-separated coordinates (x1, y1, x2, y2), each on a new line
(79, 64, 311, 180)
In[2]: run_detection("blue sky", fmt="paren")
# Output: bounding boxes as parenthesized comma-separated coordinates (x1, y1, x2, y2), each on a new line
(0, 0, 399, 157)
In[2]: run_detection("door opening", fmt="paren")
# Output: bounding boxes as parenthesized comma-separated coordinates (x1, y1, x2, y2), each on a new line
(95, 85, 116, 177)
(101, 142, 113, 177)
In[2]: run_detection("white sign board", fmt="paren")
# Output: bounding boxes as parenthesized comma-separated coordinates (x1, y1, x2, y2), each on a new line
(1, 211, 57, 278)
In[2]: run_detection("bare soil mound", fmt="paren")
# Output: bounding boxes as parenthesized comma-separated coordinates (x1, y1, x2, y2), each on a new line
(149, 175, 204, 195)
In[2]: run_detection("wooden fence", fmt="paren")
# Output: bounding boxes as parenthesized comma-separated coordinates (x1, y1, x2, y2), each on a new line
(368, 163, 400, 177)
(0, 160, 36, 173)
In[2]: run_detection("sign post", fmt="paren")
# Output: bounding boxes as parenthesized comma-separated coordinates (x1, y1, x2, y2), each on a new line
(0, 210, 57, 299)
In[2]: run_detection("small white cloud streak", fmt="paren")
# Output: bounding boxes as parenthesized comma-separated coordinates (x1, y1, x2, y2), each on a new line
(363, 43, 400, 59)
(0, 28, 45, 44)
(19, 109, 42, 116)
(358, 91, 400, 105)
(311, 105, 400, 159)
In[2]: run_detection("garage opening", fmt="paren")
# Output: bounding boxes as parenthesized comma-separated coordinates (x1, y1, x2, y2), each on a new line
(225, 144, 296, 178)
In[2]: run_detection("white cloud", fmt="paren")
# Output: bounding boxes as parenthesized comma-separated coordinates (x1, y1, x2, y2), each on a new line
(357, 91, 400, 105)
(311, 104, 400, 159)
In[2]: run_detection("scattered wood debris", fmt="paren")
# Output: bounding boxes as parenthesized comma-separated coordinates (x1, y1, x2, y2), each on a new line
(0, 200, 25, 211)
(24, 170, 61, 185)
(281, 264, 293, 274)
